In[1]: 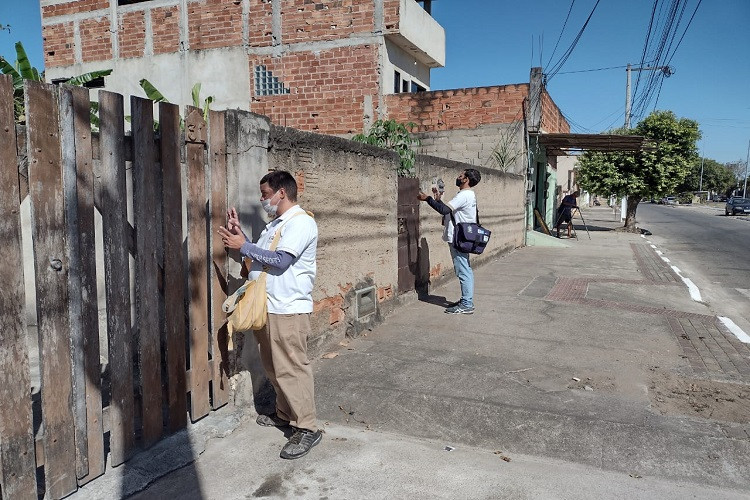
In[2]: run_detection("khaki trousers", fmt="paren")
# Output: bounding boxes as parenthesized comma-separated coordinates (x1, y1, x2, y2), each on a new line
(254, 313, 317, 431)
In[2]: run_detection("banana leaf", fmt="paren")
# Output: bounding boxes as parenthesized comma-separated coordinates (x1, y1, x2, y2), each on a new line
(139, 78, 168, 103)
(202, 95, 213, 121)
(191, 82, 201, 108)
(14, 42, 36, 80)
(65, 69, 113, 86)
(0, 56, 22, 89)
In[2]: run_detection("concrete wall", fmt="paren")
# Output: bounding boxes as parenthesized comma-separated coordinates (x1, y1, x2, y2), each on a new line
(266, 125, 402, 351)
(45, 47, 252, 116)
(414, 122, 526, 174)
(263, 125, 525, 353)
(414, 157, 526, 282)
(384, 38, 431, 93)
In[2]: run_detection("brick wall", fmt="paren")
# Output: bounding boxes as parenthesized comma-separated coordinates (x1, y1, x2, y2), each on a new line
(188, 0, 243, 50)
(152, 6, 181, 55)
(42, 0, 107, 18)
(118, 11, 146, 60)
(541, 90, 570, 134)
(251, 44, 380, 134)
(248, 0, 273, 47)
(385, 85, 529, 132)
(280, 0, 375, 44)
(384, 0, 400, 30)
(43, 22, 76, 67)
(80, 17, 112, 63)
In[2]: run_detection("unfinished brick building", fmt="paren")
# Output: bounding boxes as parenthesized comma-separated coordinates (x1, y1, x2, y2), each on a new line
(40, 0, 445, 134)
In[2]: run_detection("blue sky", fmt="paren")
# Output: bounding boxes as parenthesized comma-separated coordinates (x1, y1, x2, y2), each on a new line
(2, 1, 749, 164)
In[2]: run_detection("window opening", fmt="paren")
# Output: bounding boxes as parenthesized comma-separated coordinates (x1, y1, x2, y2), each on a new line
(401, 79, 409, 93)
(411, 82, 426, 93)
(394, 70, 401, 94)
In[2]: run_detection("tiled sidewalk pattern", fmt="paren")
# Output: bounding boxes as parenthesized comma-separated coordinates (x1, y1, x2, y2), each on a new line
(668, 317, 750, 379)
(544, 243, 750, 380)
(630, 243, 681, 284)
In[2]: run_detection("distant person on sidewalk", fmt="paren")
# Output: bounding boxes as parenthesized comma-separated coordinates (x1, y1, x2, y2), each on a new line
(417, 168, 481, 315)
(218, 170, 321, 460)
(555, 190, 579, 238)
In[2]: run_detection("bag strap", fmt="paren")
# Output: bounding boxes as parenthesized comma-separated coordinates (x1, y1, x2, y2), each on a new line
(448, 194, 479, 226)
(246, 209, 312, 274)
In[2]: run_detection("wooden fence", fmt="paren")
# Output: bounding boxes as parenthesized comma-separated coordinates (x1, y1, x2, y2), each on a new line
(0, 75, 231, 499)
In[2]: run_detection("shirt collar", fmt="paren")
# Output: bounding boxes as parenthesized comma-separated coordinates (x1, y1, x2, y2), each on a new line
(269, 204, 302, 226)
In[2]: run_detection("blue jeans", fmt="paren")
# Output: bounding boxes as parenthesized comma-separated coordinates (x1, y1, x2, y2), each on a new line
(450, 245, 474, 308)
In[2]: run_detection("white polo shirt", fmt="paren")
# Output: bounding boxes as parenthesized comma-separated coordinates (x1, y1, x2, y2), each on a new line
(248, 205, 318, 314)
(443, 189, 477, 243)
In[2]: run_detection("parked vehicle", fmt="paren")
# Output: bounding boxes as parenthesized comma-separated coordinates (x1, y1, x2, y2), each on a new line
(661, 196, 678, 205)
(725, 197, 750, 215)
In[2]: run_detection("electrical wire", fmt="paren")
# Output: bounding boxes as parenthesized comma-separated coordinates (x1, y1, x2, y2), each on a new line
(546, 0, 602, 82)
(545, 0, 576, 69)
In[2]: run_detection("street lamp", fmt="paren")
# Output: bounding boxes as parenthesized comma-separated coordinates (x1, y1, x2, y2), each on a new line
(624, 63, 674, 129)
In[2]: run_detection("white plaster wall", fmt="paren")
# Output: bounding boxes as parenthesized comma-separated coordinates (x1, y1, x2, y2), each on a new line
(45, 47, 251, 117)
(397, 0, 446, 67)
(383, 38, 431, 94)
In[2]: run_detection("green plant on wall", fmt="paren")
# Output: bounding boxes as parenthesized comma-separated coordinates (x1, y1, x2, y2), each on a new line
(487, 120, 524, 172)
(0, 41, 111, 123)
(138, 78, 214, 121)
(352, 119, 421, 177)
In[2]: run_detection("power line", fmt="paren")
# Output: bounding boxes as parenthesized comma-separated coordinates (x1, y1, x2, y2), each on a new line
(545, 0, 576, 69)
(555, 64, 632, 75)
(546, 0, 603, 82)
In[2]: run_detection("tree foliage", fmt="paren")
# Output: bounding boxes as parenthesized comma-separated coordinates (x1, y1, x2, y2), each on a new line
(577, 110, 700, 229)
(352, 119, 420, 177)
(676, 157, 736, 196)
(0, 41, 111, 123)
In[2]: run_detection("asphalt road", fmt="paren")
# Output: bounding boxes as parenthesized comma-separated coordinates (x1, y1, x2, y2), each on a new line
(635, 202, 750, 333)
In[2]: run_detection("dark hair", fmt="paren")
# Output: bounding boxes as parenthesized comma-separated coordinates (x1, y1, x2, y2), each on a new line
(260, 170, 298, 201)
(464, 168, 481, 187)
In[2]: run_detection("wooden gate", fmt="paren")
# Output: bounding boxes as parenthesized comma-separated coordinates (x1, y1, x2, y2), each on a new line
(0, 76, 231, 499)
(396, 177, 420, 293)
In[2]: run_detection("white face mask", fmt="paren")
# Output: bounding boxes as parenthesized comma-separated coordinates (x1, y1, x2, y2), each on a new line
(261, 191, 280, 216)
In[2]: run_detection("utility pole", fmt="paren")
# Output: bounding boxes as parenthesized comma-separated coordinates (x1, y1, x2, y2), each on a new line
(699, 154, 704, 193)
(624, 64, 674, 129)
(744, 139, 749, 198)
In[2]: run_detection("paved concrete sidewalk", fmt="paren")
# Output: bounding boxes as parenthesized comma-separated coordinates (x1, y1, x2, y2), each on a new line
(77, 207, 750, 499)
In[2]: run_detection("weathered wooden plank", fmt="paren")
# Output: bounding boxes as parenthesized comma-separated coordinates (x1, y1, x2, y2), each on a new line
(209, 110, 230, 410)
(185, 106, 211, 421)
(59, 85, 89, 481)
(25, 80, 78, 498)
(97, 90, 135, 466)
(131, 96, 164, 447)
(159, 102, 188, 433)
(68, 85, 105, 485)
(0, 74, 38, 500)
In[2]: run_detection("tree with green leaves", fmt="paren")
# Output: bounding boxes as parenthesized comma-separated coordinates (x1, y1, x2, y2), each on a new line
(352, 119, 421, 177)
(577, 110, 700, 230)
(676, 157, 736, 197)
(0, 41, 111, 122)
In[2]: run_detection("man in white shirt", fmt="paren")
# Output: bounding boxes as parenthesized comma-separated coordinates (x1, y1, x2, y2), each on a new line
(418, 168, 481, 314)
(218, 170, 321, 459)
